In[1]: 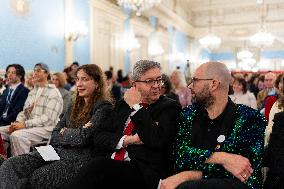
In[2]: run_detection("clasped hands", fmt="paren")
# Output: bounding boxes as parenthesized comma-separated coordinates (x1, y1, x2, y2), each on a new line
(6, 121, 26, 134)
(123, 133, 143, 147)
(160, 152, 253, 189)
(221, 153, 253, 183)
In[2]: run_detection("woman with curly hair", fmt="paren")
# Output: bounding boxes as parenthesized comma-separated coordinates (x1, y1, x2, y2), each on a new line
(0, 64, 113, 189)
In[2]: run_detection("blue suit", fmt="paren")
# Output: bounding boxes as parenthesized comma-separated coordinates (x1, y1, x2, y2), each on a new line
(0, 84, 29, 126)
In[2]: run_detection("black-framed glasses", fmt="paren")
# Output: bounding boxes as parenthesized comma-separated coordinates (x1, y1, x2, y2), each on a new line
(135, 78, 164, 86)
(190, 77, 213, 86)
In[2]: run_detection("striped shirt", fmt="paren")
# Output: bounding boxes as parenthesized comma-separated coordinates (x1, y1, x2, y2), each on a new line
(16, 84, 63, 131)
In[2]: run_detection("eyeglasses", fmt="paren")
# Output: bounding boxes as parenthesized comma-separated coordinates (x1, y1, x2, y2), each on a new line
(135, 78, 164, 86)
(34, 68, 45, 73)
(190, 77, 213, 87)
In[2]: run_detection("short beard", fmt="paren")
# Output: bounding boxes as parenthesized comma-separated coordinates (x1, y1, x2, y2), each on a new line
(192, 84, 215, 108)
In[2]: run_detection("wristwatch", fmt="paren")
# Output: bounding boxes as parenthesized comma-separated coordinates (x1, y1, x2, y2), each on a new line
(132, 103, 142, 111)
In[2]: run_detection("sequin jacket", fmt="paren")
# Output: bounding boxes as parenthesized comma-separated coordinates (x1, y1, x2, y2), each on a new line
(173, 103, 266, 189)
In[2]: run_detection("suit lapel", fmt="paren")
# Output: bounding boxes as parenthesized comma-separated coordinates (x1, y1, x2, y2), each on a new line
(9, 84, 23, 104)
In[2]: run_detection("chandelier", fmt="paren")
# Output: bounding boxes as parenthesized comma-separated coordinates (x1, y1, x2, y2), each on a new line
(250, 31, 274, 47)
(199, 0, 221, 50)
(237, 49, 253, 60)
(117, 0, 162, 16)
(250, 1, 274, 48)
(199, 34, 221, 50)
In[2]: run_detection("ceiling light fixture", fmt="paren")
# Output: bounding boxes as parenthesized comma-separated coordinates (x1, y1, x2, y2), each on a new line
(117, 0, 162, 16)
(199, 0, 221, 50)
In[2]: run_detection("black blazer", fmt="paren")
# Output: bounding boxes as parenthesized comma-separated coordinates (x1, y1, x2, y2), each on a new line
(93, 95, 181, 189)
(0, 84, 29, 125)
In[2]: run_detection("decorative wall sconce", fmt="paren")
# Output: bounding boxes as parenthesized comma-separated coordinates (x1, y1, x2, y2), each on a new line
(66, 20, 88, 41)
(10, 0, 30, 16)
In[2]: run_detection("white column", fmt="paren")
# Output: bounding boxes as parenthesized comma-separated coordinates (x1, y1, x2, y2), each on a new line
(64, 0, 74, 68)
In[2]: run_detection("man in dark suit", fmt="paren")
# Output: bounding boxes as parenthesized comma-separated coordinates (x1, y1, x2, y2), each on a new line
(67, 60, 181, 189)
(0, 64, 29, 126)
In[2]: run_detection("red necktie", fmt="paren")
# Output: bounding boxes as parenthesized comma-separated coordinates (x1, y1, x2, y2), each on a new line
(0, 134, 5, 156)
(114, 103, 148, 161)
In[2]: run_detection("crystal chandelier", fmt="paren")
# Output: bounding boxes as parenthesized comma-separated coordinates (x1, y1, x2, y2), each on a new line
(237, 49, 253, 60)
(117, 0, 162, 16)
(250, 31, 274, 47)
(199, 0, 221, 50)
(250, 1, 274, 48)
(199, 34, 221, 50)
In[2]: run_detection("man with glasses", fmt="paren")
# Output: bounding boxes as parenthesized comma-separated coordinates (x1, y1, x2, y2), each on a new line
(67, 60, 181, 189)
(160, 62, 266, 189)
(0, 63, 63, 156)
(257, 72, 276, 110)
(0, 64, 29, 126)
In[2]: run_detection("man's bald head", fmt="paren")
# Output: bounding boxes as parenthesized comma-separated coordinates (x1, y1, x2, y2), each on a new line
(197, 62, 231, 91)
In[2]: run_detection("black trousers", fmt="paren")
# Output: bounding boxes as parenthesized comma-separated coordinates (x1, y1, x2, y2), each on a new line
(176, 178, 248, 189)
(65, 158, 148, 189)
(264, 174, 284, 189)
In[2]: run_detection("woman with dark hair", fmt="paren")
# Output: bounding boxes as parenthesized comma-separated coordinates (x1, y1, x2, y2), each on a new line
(229, 77, 257, 109)
(161, 74, 179, 102)
(0, 64, 113, 189)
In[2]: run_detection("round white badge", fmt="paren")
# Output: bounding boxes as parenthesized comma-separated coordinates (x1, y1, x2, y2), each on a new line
(217, 135, 225, 143)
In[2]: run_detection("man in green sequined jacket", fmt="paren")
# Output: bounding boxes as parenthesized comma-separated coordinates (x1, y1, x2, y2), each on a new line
(160, 62, 266, 189)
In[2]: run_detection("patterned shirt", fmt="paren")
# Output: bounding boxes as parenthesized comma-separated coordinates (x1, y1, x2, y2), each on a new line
(16, 84, 63, 131)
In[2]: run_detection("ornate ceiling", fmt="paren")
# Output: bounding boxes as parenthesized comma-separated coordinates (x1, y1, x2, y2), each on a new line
(161, 0, 284, 51)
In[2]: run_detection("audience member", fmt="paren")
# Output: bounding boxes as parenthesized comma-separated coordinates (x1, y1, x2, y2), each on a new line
(161, 74, 180, 102)
(66, 60, 181, 189)
(0, 63, 63, 156)
(265, 75, 284, 147)
(0, 64, 113, 189)
(0, 64, 29, 126)
(25, 72, 34, 90)
(171, 70, 192, 108)
(104, 70, 122, 102)
(263, 111, 284, 189)
(257, 75, 265, 91)
(63, 67, 75, 91)
(0, 78, 5, 95)
(116, 69, 124, 84)
(229, 77, 257, 109)
(161, 62, 266, 189)
(70, 61, 79, 71)
(51, 72, 71, 116)
(257, 72, 276, 110)
(248, 75, 259, 98)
